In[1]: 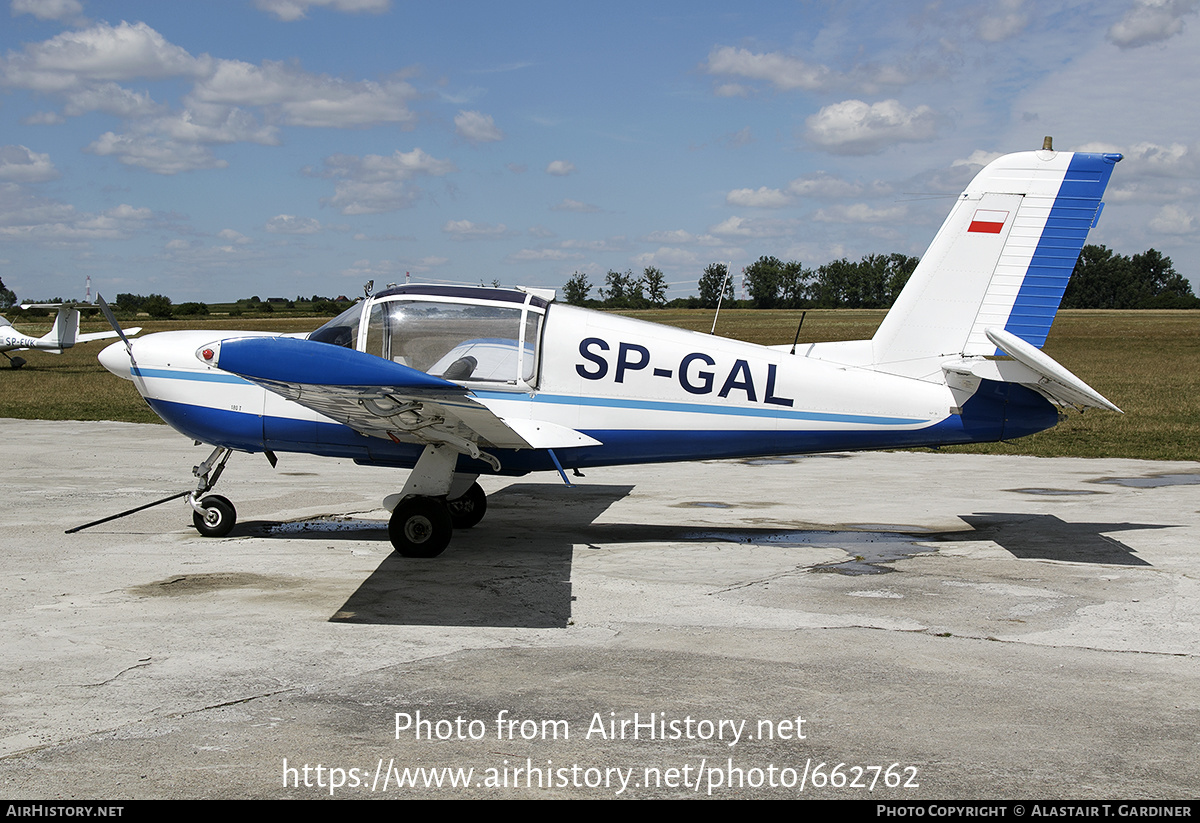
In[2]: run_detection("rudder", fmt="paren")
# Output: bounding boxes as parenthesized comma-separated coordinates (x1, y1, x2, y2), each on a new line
(871, 148, 1121, 379)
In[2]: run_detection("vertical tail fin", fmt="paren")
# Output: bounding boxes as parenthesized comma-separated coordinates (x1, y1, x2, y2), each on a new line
(38, 306, 79, 352)
(871, 148, 1122, 379)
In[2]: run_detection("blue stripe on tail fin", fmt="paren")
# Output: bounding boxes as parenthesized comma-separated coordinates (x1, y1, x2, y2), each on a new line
(1002, 152, 1122, 348)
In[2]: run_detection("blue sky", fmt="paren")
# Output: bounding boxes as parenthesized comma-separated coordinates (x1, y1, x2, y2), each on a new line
(1, 0, 1198, 303)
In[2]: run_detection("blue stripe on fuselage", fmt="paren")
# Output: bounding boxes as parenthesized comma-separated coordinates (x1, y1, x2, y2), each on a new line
(145, 380, 1056, 476)
(477, 391, 928, 426)
(132, 366, 929, 427)
(133, 366, 250, 385)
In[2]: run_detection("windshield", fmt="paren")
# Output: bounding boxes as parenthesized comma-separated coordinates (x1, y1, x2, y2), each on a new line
(365, 299, 541, 385)
(308, 301, 364, 348)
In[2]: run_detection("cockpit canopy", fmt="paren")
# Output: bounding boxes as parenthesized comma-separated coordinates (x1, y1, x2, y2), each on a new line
(309, 285, 550, 388)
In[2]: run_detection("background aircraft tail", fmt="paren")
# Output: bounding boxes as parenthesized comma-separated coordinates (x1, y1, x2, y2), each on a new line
(36, 306, 79, 353)
(869, 146, 1122, 381)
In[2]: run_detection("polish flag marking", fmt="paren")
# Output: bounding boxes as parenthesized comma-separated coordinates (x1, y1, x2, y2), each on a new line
(968, 209, 1008, 234)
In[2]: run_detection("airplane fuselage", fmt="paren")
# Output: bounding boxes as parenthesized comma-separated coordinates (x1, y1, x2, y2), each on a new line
(100, 298, 1058, 477)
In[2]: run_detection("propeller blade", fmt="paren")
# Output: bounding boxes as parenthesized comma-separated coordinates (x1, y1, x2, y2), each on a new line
(96, 294, 133, 355)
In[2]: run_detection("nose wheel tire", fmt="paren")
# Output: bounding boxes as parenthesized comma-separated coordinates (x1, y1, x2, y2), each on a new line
(446, 482, 487, 529)
(192, 495, 236, 537)
(389, 497, 453, 558)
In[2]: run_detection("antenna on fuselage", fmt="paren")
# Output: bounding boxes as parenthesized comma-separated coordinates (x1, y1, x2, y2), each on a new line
(709, 261, 733, 335)
(789, 311, 807, 355)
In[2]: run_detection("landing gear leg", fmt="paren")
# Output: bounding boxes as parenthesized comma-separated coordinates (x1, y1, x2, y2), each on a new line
(187, 446, 236, 537)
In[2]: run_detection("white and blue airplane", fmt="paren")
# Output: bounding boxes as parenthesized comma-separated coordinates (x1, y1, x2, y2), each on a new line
(1, 304, 139, 368)
(97, 143, 1122, 557)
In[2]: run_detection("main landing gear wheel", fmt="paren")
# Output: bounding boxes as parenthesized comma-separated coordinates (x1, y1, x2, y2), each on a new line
(446, 482, 487, 529)
(389, 496, 453, 558)
(192, 494, 236, 537)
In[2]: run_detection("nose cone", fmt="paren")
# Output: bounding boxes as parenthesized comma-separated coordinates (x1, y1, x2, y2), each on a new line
(98, 340, 132, 380)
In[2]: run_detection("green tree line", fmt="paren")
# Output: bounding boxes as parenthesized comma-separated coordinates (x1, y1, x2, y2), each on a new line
(564, 245, 1197, 310)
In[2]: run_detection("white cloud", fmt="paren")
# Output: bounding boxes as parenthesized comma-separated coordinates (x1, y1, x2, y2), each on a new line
(265, 214, 321, 234)
(324, 180, 419, 214)
(977, 0, 1029, 42)
(704, 45, 913, 96)
(254, 0, 390, 22)
(705, 46, 833, 92)
(1148, 203, 1195, 233)
(787, 172, 882, 199)
(708, 215, 796, 238)
(726, 186, 793, 208)
(442, 219, 508, 239)
(804, 99, 942, 155)
(713, 83, 751, 98)
(559, 237, 626, 252)
(813, 203, 907, 223)
(22, 111, 65, 125)
(0, 185, 151, 242)
(1120, 141, 1195, 174)
(719, 126, 755, 148)
(0, 145, 59, 182)
(104, 203, 152, 221)
(314, 148, 456, 214)
(217, 229, 251, 244)
(317, 148, 455, 182)
(550, 198, 598, 213)
(85, 132, 227, 174)
(1108, 0, 1198, 48)
(147, 107, 280, 146)
(192, 59, 418, 129)
(505, 248, 582, 262)
(951, 149, 1005, 170)
(454, 110, 504, 143)
(62, 81, 160, 117)
(643, 229, 723, 246)
(546, 160, 576, 176)
(632, 247, 706, 269)
(0, 21, 210, 93)
(11, 0, 83, 21)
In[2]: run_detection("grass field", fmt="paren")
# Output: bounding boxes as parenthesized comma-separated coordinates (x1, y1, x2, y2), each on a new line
(2, 309, 1197, 461)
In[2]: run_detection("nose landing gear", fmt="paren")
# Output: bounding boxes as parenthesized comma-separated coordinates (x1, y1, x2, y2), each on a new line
(187, 446, 236, 537)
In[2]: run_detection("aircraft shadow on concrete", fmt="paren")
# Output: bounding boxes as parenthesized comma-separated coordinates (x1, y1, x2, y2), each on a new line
(950, 513, 1168, 566)
(329, 484, 634, 628)
(236, 487, 1174, 628)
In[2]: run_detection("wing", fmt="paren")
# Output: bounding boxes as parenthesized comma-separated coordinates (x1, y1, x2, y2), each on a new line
(76, 327, 141, 344)
(203, 336, 600, 459)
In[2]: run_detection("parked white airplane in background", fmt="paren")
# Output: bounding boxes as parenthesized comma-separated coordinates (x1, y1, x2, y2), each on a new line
(1, 304, 140, 368)
(95, 142, 1122, 558)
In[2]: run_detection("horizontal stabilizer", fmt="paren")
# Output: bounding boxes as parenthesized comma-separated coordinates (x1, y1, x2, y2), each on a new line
(943, 327, 1120, 413)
